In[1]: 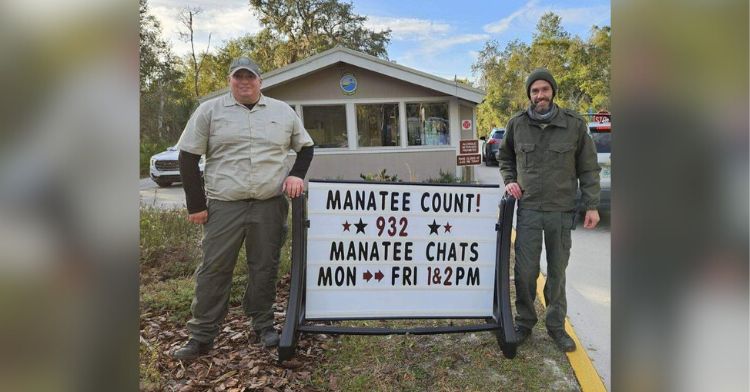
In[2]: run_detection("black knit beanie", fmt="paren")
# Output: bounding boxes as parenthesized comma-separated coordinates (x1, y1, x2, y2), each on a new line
(525, 68, 557, 99)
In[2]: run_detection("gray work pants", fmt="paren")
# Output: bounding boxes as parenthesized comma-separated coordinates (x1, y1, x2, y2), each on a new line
(187, 196, 288, 343)
(513, 208, 576, 331)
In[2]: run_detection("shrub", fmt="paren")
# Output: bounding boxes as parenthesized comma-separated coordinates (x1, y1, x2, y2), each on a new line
(360, 169, 401, 182)
(424, 169, 469, 184)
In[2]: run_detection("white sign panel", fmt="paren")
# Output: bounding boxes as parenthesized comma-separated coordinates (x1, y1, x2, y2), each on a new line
(305, 181, 501, 319)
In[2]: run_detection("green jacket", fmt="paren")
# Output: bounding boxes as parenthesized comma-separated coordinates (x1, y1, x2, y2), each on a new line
(499, 107, 601, 211)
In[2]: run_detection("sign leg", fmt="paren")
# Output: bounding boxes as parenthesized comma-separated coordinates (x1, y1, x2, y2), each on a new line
(278, 195, 307, 362)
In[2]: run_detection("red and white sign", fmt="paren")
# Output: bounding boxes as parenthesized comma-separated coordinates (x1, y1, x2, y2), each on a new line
(461, 120, 472, 130)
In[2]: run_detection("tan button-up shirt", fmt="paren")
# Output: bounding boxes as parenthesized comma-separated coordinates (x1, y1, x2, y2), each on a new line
(178, 93, 314, 201)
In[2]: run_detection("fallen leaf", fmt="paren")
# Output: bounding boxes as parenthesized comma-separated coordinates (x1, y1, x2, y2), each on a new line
(279, 359, 303, 369)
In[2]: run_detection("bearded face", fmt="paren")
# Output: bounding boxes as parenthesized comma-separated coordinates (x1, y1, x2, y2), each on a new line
(529, 79, 554, 114)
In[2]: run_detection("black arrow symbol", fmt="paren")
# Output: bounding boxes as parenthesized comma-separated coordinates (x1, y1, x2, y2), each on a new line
(375, 270, 384, 282)
(363, 270, 373, 282)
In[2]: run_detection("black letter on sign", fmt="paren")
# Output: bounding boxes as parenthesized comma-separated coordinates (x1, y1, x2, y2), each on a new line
(467, 267, 480, 286)
(318, 267, 333, 286)
(326, 190, 341, 210)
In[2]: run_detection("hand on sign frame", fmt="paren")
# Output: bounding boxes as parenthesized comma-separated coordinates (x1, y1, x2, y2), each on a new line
(283, 175, 305, 198)
(583, 209, 600, 229)
(504, 182, 523, 200)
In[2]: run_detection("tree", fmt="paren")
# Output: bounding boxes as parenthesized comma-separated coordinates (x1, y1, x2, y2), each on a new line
(179, 7, 212, 99)
(140, 0, 171, 90)
(248, 0, 391, 69)
(139, 0, 192, 174)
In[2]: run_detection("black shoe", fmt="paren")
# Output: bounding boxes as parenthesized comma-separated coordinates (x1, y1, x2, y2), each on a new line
(548, 329, 576, 352)
(172, 339, 213, 360)
(514, 326, 532, 346)
(256, 327, 279, 347)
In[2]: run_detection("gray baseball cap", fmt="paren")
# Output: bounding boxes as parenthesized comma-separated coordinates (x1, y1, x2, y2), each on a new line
(229, 56, 261, 78)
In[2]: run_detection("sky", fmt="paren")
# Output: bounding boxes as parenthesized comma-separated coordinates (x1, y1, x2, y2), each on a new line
(148, 0, 610, 82)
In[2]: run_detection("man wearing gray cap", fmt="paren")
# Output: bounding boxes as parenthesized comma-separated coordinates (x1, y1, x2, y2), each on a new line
(172, 56, 314, 360)
(498, 68, 601, 352)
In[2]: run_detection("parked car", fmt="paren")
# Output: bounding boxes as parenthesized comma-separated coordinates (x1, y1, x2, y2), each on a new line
(589, 115, 611, 210)
(149, 145, 204, 187)
(481, 128, 505, 166)
(577, 112, 611, 212)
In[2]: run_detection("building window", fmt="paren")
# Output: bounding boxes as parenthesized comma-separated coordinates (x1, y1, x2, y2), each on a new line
(356, 103, 400, 147)
(302, 105, 348, 148)
(406, 102, 450, 146)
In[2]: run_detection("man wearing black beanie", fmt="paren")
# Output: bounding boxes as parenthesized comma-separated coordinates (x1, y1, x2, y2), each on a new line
(498, 68, 601, 352)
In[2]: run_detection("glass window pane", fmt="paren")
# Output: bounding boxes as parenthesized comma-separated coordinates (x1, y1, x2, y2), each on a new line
(302, 105, 348, 148)
(356, 103, 400, 147)
(406, 102, 449, 146)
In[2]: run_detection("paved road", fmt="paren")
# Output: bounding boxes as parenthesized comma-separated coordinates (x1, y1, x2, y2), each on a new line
(473, 164, 611, 390)
(140, 178, 187, 210)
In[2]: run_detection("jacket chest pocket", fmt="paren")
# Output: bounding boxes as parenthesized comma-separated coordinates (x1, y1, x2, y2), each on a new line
(548, 143, 576, 168)
(517, 143, 537, 168)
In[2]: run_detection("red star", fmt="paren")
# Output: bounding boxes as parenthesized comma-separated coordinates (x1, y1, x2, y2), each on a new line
(444, 222, 452, 233)
(342, 220, 351, 231)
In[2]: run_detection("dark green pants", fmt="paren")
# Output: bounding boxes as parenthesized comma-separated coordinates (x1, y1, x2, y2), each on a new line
(514, 208, 576, 331)
(187, 196, 288, 343)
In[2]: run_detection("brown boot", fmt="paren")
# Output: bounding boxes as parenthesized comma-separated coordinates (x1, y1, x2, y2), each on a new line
(548, 329, 576, 352)
(172, 339, 213, 360)
(256, 327, 279, 347)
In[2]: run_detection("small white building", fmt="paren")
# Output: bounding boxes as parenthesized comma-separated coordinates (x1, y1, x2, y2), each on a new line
(203, 46, 485, 181)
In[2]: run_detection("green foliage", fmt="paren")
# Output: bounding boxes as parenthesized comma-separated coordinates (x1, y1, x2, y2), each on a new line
(249, 0, 391, 67)
(424, 169, 467, 184)
(360, 169, 401, 182)
(139, 340, 162, 391)
(140, 207, 202, 271)
(141, 277, 195, 322)
(473, 12, 610, 133)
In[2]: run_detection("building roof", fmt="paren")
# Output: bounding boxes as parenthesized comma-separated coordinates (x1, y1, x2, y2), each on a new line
(201, 46, 485, 104)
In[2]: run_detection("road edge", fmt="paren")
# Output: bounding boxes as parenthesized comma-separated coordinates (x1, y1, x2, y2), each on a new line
(536, 273, 607, 392)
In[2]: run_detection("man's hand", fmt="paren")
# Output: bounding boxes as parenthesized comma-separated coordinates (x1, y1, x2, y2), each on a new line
(187, 210, 208, 225)
(505, 182, 523, 200)
(583, 209, 600, 229)
(282, 175, 304, 198)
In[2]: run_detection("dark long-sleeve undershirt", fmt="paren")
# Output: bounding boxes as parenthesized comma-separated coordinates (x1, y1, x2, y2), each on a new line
(178, 150, 206, 214)
(289, 146, 314, 179)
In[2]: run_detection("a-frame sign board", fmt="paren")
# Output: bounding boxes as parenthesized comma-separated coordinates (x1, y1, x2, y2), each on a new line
(278, 180, 518, 361)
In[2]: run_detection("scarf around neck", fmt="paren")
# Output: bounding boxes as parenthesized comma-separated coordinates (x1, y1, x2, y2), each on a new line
(527, 102, 559, 123)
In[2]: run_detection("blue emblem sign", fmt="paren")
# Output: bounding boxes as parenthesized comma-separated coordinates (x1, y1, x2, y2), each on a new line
(340, 73, 357, 95)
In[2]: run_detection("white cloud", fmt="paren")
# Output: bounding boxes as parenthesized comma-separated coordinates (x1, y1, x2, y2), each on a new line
(364, 16, 451, 40)
(484, 0, 539, 34)
(150, 3, 262, 56)
(483, 1, 610, 36)
(554, 5, 611, 28)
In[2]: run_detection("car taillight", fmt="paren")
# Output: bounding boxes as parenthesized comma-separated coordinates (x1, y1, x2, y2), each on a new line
(487, 139, 498, 144)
